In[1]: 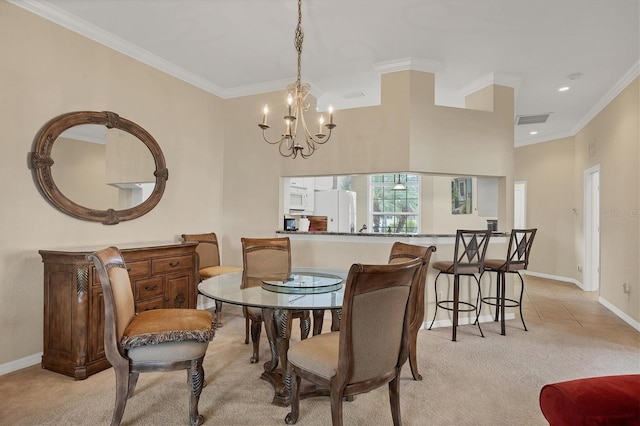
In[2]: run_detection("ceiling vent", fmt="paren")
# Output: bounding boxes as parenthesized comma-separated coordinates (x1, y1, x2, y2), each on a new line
(342, 91, 366, 99)
(515, 113, 551, 125)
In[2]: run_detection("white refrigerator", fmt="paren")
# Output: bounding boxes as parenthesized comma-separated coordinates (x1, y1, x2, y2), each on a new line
(313, 190, 357, 233)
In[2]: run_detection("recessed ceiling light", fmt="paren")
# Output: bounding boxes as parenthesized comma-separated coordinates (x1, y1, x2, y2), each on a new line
(558, 86, 570, 92)
(530, 131, 538, 135)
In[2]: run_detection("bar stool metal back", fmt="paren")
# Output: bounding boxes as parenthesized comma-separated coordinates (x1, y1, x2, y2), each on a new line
(481, 228, 537, 335)
(428, 229, 491, 341)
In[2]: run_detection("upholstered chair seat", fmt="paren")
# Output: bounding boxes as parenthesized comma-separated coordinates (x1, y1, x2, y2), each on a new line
(200, 265, 243, 279)
(288, 332, 339, 380)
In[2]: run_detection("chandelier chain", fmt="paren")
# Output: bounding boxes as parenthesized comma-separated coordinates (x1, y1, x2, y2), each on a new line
(294, 0, 303, 87)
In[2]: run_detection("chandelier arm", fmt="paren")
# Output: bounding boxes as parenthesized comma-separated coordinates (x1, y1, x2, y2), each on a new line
(262, 130, 286, 145)
(299, 114, 332, 146)
(279, 140, 297, 158)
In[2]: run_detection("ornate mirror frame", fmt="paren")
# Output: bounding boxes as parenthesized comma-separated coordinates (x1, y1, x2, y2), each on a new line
(30, 111, 168, 225)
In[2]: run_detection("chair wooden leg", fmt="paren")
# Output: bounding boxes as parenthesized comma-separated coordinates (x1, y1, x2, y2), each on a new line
(389, 375, 402, 426)
(330, 309, 342, 332)
(127, 372, 139, 398)
(250, 316, 262, 363)
(284, 366, 301, 425)
(312, 309, 324, 335)
(188, 357, 205, 426)
(407, 329, 422, 380)
(215, 300, 223, 325)
(330, 386, 344, 426)
(111, 365, 130, 426)
(244, 317, 250, 344)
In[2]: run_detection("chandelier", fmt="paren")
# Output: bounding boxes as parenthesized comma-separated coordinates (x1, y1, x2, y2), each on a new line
(258, 0, 336, 159)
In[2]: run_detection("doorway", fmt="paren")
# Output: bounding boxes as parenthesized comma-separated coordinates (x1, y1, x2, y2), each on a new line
(514, 181, 527, 228)
(583, 165, 600, 292)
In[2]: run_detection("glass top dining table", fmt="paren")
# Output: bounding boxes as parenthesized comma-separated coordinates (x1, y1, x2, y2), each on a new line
(197, 268, 348, 311)
(198, 267, 348, 406)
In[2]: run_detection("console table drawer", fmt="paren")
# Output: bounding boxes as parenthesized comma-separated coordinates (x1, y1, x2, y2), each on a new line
(152, 255, 194, 274)
(125, 260, 151, 278)
(136, 297, 164, 313)
(134, 277, 164, 300)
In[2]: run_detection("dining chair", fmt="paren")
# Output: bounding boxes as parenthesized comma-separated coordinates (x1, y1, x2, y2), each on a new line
(428, 229, 491, 341)
(182, 232, 242, 324)
(241, 237, 310, 363)
(285, 258, 423, 426)
(87, 247, 215, 426)
(481, 228, 537, 335)
(388, 242, 436, 380)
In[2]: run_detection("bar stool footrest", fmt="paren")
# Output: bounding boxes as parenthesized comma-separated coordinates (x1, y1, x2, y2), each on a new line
(436, 300, 479, 313)
(481, 296, 520, 308)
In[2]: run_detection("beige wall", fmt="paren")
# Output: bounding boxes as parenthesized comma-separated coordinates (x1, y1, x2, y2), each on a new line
(515, 77, 639, 324)
(0, 2, 225, 365)
(575, 77, 639, 321)
(514, 137, 577, 278)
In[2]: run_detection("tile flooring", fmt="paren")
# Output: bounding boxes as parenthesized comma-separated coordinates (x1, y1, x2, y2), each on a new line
(520, 274, 637, 336)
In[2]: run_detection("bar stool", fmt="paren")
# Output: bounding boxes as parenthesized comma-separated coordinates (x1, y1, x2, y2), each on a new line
(481, 228, 537, 335)
(428, 229, 491, 341)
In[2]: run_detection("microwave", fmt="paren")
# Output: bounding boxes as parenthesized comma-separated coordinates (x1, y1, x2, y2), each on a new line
(289, 187, 306, 211)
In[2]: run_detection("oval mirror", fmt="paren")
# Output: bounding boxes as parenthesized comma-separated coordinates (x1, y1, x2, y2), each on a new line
(30, 111, 168, 225)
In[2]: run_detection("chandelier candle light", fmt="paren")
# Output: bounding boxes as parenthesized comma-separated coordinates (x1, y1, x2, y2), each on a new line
(258, 0, 336, 159)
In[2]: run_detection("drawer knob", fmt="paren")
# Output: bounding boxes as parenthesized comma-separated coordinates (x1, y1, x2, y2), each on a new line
(169, 261, 180, 267)
(144, 285, 158, 291)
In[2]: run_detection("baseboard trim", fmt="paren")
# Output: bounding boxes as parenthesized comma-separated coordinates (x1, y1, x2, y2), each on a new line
(598, 297, 640, 332)
(0, 352, 41, 377)
(424, 312, 515, 329)
(523, 270, 585, 289)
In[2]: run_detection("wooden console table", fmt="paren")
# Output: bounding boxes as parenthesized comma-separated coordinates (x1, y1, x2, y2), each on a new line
(39, 241, 199, 379)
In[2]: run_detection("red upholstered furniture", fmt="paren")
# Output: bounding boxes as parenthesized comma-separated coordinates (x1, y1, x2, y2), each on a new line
(539, 374, 640, 426)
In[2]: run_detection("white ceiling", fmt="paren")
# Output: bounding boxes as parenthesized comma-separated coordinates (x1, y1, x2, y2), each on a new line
(13, 0, 640, 146)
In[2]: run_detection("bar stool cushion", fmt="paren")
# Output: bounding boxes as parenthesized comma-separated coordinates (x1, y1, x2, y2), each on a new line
(539, 374, 640, 426)
(432, 260, 482, 275)
(484, 258, 525, 272)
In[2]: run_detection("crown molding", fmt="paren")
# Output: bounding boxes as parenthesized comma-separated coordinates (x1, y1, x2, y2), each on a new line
(459, 72, 522, 98)
(571, 60, 640, 134)
(373, 57, 444, 75)
(515, 129, 575, 148)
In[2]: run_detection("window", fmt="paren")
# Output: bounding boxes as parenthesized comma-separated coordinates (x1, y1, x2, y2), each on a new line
(369, 174, 420, 234)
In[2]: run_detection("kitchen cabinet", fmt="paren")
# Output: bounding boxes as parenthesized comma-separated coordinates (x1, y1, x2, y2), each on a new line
(285, 177, 315, 214)
(39, 241, 198, 379)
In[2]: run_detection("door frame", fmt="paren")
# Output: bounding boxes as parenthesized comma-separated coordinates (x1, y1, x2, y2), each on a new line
(583, 164, 600, 292)
(514, 180, 527, 229)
